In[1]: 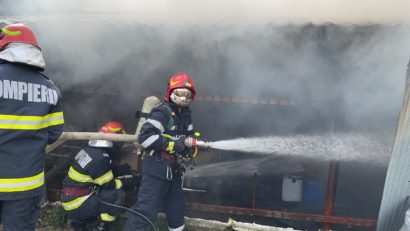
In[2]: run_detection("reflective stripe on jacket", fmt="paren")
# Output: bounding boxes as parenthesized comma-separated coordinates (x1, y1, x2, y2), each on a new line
(0, 63, 64, 200)
(0, 112, 64, 130)
(0, 171, 44, 192)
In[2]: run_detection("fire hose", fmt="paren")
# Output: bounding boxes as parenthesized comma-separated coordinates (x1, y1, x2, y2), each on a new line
(96, 197, 158, 231)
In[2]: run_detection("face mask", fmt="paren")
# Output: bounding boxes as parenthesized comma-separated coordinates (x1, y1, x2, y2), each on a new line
(170, 88, 193, 107)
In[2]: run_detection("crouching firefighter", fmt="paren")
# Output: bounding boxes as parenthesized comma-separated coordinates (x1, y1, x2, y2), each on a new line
(61, 121, 141, 231)
(124, 73, 197, 231)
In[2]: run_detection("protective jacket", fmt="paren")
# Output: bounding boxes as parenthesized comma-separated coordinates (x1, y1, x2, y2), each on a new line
(125, 101, 194, 231)
(61, 146, 123, 211)
(0, 62, 64, 200)
(138, 101, 194, 179)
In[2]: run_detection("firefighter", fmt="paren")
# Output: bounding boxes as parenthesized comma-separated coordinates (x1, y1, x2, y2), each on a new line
(61, 121, 140, 231)
(124, 73, 196, 231)
(0, 23, 64, 230)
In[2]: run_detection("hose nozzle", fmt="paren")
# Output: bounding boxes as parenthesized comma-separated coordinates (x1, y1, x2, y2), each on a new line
(184, 137, 212, 149)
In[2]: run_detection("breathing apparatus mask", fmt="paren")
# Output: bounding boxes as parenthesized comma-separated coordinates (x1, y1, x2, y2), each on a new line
(170, 88, 193, 107)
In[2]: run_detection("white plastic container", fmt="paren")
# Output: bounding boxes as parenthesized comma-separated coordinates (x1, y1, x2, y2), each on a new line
(282, 175, 303, 202)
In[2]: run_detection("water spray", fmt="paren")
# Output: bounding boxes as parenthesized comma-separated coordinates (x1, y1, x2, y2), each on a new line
(182, 133, 389, 164)
(188, 134, 390, 164)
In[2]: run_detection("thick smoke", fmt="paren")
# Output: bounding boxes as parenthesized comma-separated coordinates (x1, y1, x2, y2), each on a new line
(1, 1, 409, 142)
(2, 0, 410, 23)
(2, 0, 408, 225)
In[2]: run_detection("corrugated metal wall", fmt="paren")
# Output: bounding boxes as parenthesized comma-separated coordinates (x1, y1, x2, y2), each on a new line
(377, 60, 410, 231)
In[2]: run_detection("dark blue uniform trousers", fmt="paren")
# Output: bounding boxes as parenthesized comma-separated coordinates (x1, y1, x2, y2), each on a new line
(65, 189, 125, 223)
(124, 173, 185, 231)
(0, 196, 42, 231)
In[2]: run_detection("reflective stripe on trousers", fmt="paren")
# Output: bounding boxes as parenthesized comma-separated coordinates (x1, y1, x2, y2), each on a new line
(100, 213, 116, 222)
(61, 193, 93, 211)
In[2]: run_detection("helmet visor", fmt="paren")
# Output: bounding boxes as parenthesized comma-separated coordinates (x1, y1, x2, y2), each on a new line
(170, 88, 193, 106)
(173, 88, 192, 98)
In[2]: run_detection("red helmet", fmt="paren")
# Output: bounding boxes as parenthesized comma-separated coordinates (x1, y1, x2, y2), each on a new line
(166, 73, 196, 103)
(0, 24, 40, 51)
(89, 121, 126, 148)
(99, 121, 126, 134)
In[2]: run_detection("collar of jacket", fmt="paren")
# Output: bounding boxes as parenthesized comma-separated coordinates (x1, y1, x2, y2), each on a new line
(96, 145, 123, 162)
(167, 101, 191, 114)
(0, 43, 45, 71)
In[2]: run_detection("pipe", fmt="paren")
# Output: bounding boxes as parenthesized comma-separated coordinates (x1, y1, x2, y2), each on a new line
(323, 161, 339, 230)
(46, 132, 141, 154)
(186, 203, 376, 228)
(45, 153, 76, 181)
(55, 132, 138, 142)
(252, 172, 257, 208)
(46, 138, 66, 153)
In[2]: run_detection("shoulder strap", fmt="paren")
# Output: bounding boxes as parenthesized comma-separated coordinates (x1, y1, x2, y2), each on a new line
(135, 111, 149, 119)
(162, 102, 172, 114)
(159, 103, 174, 130)
(40, 72, 50, 80)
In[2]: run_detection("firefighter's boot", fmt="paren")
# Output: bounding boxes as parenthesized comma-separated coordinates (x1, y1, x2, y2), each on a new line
(93, 221, 108, 231)
(70, 220, 86, 231)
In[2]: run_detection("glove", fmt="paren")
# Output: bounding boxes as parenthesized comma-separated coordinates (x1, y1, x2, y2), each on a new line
(166, 136, 186, 154)
(112, 163, 132, 177)
(120, 174, 142, 189)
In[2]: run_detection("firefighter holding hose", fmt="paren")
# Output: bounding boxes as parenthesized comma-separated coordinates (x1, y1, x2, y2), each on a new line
(61, 122, 141, 231)
(124, 73, 197, 231)
(0, 23, 64, 230)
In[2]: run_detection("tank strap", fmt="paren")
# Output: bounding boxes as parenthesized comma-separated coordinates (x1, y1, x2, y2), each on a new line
(135, 111, 149, 119)
(160, 103, 174, 130)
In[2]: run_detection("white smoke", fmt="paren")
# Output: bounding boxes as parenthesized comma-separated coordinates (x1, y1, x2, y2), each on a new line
(2, 0, 410, 24)
(1, 0, 409, 142)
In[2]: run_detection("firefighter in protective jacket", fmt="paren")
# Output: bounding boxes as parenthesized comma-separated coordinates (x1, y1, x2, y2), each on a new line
(62, 122, 140, 231)
(0, 23, 64, 231)
(124, 73, 196, 231)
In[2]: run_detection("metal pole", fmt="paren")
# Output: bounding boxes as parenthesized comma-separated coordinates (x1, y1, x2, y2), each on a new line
(324, 160, 339, 230)
(186, 203, 377, 228)
(252, 172, 257, 208)
(45, 153, 76, 181)
(46, 132, 141, 154)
